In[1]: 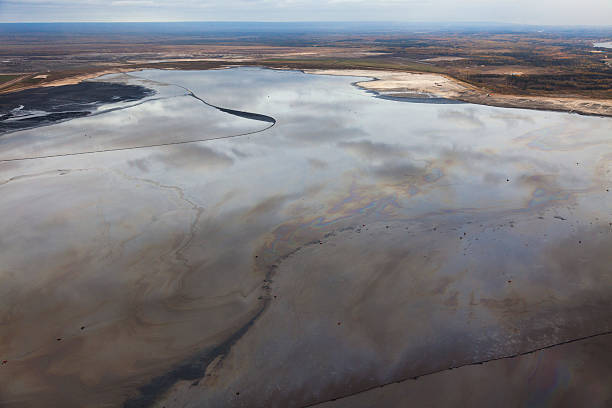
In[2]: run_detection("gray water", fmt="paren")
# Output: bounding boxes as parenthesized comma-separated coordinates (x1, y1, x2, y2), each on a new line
(1, 67, 611, 408)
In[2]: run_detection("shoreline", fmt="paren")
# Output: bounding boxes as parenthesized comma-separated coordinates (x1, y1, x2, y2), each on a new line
(2, 65, 612, 118)
(304, 68, 612, 118)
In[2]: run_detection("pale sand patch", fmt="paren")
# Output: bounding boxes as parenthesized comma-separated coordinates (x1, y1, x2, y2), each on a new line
(304, 69, 473, 99)
(305, 69, 612, 117)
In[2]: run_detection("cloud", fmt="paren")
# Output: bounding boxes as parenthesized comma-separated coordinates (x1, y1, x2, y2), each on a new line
(111, 0, 155, 6)
(0, 0, 610, 24)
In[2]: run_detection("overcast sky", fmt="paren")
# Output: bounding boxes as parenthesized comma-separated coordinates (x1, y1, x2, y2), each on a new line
(0, 0, 611, 25)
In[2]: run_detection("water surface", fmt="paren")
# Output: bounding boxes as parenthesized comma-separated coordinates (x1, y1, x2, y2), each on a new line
(1, 67, 611, 408)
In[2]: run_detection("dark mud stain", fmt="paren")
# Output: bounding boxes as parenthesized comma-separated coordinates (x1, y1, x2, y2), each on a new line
(0, 82, 154, 134)
(187, 91, 276, 125)
(1, 111, 90, 131)
(123, 304, 267, 408)
(217, 106, 276, 124)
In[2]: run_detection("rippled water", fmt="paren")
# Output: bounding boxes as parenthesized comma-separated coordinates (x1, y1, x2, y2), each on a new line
(1, 67, 611, 407)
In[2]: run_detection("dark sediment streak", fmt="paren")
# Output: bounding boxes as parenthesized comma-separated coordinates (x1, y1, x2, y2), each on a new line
(217, 106, 276, 123)
(185, 88, 276, 124)
(123, 303, 268, 408)
(122, 236, 287, 407)
(121, 232, 342, 407)
(0, 111, 91, 132)
(0, 82, 155, 134)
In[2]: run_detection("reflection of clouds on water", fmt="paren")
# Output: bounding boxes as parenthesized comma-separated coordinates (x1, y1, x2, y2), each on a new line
(279, 115, 367, 144)
(244, 193, 293, 220)
(338, 140, 409, 162)
(126, 144, 235, 173)
(308, 158, 329, 169)
(153, 144, 234, 170)
(371, 161, 428, 182)
(127, 158, 151, 173)
(140, 67, 370, 147)
(517, 119, 612, 152)
(489, 111, 535, 126)
(231, 148, 249, 159)
(338, 140, 429, 186)
(438, 107, 484, 128)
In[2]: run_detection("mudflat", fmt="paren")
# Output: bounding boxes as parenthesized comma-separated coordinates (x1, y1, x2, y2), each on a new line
(0, 81, 154, 133)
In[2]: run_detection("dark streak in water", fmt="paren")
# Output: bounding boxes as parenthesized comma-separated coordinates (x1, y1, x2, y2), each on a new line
(186, 91, 276, 124)
(123, 303, 269, 408)
(122, 226, 338, 407)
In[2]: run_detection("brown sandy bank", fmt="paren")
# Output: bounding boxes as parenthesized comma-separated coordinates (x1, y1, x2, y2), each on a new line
(305, 69, 612, 117)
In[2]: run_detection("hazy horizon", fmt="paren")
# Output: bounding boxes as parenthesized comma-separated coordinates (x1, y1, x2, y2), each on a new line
(1, 21, 612, 27)
(0, 0, 611, 26)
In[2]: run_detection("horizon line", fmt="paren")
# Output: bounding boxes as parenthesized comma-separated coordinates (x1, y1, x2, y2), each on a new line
(0, 20, 611, 28)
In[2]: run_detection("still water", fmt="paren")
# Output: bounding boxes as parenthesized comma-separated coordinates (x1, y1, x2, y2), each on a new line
(0, 67, 611, 407)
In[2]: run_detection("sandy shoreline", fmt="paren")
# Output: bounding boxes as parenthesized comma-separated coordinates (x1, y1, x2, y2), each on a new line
(305, 69, 612, 117)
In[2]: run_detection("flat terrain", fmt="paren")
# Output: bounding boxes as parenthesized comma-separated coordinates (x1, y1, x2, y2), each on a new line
(0, 23, 610, 115)
(1, 67, 612, 407)
(1, 23, 611, 408)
